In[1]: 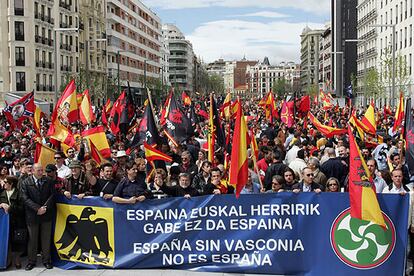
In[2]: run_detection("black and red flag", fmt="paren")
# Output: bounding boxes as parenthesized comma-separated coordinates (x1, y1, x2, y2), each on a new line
(130, 101, 161, 148)
(405, 98, 414, 175)
(119, 83, 136, 135)
(4, 91, 35, 130)
(109, 91, 126, 135)
(163, 95, 194, 146)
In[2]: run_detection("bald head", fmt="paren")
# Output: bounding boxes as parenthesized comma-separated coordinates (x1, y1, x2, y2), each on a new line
(33, 163, 43, 178)
(327, 148, 336, 157)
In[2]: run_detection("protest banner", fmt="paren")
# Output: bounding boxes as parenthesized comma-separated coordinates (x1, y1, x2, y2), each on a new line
(53, 193, 408, 275)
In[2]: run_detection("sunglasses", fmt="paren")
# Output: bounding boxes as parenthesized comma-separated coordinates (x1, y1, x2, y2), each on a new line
(328, 183, 338, 187)
(54, 157, 62, 159)
(305, 173, 314, 177)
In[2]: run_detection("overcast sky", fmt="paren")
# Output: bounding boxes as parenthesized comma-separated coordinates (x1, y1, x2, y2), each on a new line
(143, 0, 331, 64)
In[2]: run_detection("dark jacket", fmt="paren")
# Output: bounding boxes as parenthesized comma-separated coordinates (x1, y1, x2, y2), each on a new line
(0, 188, 26, 229)
(20, 176, 56, 225)
(191, 172, 211, 194)
(162, 184, 199, 197)
(65, 171, 91, 195)
(264, 162, 288, 190)
(320, 157, 348, 186)
(292, 181, 325, 192)
(179, 163, 199, 180)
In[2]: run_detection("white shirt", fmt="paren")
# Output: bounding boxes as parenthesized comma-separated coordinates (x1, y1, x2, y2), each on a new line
(57, 164, 71, 179)
(373, 176, 388, 193)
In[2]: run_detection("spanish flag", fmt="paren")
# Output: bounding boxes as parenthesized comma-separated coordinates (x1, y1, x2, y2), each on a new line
(34, 142, 56, 170)
(79, 90, 95, 125)
(393, 92, 405, 132)
(144, 142, 172, 162)
(89, 140, 106, 165)
(229, 100, 248, 198)
(360, 101, 377, 135)
(250, 129, 259, 161)
(49, 119, 76, 147)
(32, 104, 44, 137)
(101, 99, 112, 126)
(52, 79, 79, 124)
(309, 112, 347, 138)
(81, 126, 111, 158)
(348, 126, 386, 227)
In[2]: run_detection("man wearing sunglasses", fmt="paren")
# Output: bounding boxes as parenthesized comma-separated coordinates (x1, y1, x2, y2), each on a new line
(292, 167, 324, 193)
(54, 151, 71, 179)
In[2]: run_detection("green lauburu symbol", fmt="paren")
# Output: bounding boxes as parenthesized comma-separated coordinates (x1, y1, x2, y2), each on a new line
(331, 210, 395, 269)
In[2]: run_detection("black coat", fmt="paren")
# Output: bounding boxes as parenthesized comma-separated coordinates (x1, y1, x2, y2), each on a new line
(292, 181, 325, 192)
(0, 188, 26, 229)
(20, 176, 56, 225)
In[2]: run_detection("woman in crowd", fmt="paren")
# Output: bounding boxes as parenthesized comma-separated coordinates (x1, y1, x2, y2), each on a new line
(0, 176, 25, 269)
(149, 169, 169, 199)
(325, 177, 340, 193)
(0, 165, 9, 183)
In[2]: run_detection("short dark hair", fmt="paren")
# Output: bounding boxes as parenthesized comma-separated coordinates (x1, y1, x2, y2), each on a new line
(55, 151, 66, 159)
(211, 167, 221, 175)
(125, 161, 137, 171)
(100, 163, 113, 171)
(6, 176, 18, 189)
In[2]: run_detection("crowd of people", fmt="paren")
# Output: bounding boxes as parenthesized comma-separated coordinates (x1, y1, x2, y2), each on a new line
(0, 95, 413, 273)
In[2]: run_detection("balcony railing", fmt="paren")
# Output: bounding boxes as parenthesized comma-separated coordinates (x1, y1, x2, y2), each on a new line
(16, 60, 25, 66)
(14, 8, 24, 16)
(15, 33, 24, 41)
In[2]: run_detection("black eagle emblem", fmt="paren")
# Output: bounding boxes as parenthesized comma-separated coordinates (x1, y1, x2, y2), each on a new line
(56, 207, 113, 264)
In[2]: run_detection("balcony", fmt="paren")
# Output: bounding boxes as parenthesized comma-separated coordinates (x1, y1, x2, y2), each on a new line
(14, 8, 24, 16)
(60, 22, 68, 28)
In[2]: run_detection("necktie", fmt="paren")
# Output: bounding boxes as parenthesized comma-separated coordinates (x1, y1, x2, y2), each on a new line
(37, 179, 41, 189)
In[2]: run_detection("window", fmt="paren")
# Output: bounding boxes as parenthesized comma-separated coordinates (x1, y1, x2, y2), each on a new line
(15, 21, 24, 41)
(16, 72, 26, 91)
(14, 0, 24, 16)
(15, 47, 24, 66)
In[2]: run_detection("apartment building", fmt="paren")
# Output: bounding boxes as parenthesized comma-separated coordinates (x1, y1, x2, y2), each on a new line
(300, 26, 324, 94)
(106, 0, 163, 100)
(319, 23, 333, 92)
(377, 0, 414, 101)
(163, 24, 194, 93)
(0, 0, 80, 103)
(246, 58, 301, 98)
(78, 0, 106, 102)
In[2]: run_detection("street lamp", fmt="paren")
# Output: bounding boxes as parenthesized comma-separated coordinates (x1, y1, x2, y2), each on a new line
(345, 39, 367, 105)
(329, 51, 344, 98)
(53, 27, 78, 105)
(370, 24, 396, 106)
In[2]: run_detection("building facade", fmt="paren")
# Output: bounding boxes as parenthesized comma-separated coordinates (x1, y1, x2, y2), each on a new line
(376, 0, 414, 103)
(0, 0, 81, 103)
(163, 24, 194, 93)
(246, 58, 301, 99)
(106, 0, 162, 102)
(300, 26, 324, 94)
(319, 23, 333, 92)
(332, 0, 358, 98)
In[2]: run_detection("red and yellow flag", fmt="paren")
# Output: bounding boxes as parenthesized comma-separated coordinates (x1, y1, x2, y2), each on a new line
(393, 92, 405, 132)
(34, 142, 56, 170)
(79, 90, 96, 125)
(221, 92, 232, 120)
(348, 126, 386, 227)
(160, 91, 172, 126)
(81, 126, 111, 158)
(309, 112, 347, 138)
(144, 142, 173, 163)
(32, 105, 44, 137)
(181, 91, 192, 106)
(280, 101, 294, 127)
(360, 101, 377, 135)
(89, 140, 107, 165)
(101, 99, 112, 126)
(229, 100, 248, 198)
(207, 94, 215, 162)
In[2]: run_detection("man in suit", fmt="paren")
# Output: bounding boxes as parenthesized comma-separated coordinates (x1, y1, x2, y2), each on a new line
(20, 163, 55, 270)
(292, 167, 324, 193)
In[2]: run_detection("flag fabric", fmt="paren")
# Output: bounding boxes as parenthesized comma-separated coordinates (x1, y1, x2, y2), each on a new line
(297, 95, 310, 114)
(189, 105, 199, 127)
(348, 126, 386, 228)
(34, 142, 56, 170)
(81, 126, 111, 158)
(250, 129, 259, 161)
(309, 112, 347, 138)
(144, 142, 173, 163)
(405, 98, 414, 175)
(220, 92, 232, 120)
(49, 119, 76, 147)
(181, 91, 192, 106)
(359, 102, 377, 135)
(79, 90, 96, 125)
(130, 101, 161, 148)
(228, 100, 249, 198)
(109, 91, 126, 135)
(119, 88, 135, 135)
(32, 104, 44, 136)
(4, 90, 35, 130)
(163, 95, 194, 146)
(320, 91, 334, 110)
(89, 140, 107, 165)
(280, 101, 294, 127)
(393, 92, 405, 132)
(259, 92, 278, 122)
(51, 79, 79, 125)
(101, 99, 112, 126)
(160, 91, 173, 126)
